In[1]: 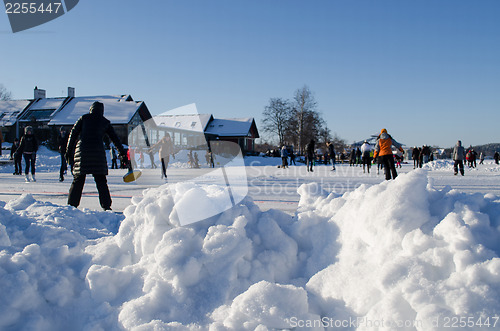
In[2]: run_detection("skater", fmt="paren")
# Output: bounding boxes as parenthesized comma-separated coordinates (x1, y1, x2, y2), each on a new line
(188, 150, 195, 168)
(289, 148, 296, 166)
(151, 133, 174, 179)
(327, 141, 336, 170)
(139, 149, 144, 168)
(280, 145, 289, 169)
(66, 101, 126, 211)
(494, 151, 499, 165)
(206, 149, 215, 168)
(356, 147, 362, 166)
(16, 126, 38, 182)
(58, 127, 69, 181)
(148, 150, 157, 169)
(360, 140, 372, 173)
(10, 138, 22, 175)
(305, 139, 315, 172)
(349, 148, 356, 166)
(412, 146, 420, 169)
(193, 152, 200, 168)
(0, 129, 3, 156)
(110, 144, 118, 169)
(479, 151, 485, 165)
(373, 128, 403, 180)
(452, 140, 465, 176)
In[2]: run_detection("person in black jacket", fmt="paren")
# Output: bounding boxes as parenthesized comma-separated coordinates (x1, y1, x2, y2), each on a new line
(10, 138, 22, 175)
(306, 139, 315, 172)
(66, 101, 126, 211)
(16, 126, 39, 182)
(57, 127, 69, 182)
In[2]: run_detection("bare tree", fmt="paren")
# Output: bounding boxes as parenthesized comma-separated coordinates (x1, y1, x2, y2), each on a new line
(0, 84, 12, 101)
(292, 85, 317, 153)
(261, 97, 292, 147)
(331, 133, 347, 153)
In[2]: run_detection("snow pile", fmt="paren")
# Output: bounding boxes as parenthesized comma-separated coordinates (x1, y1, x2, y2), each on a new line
(422, 160, 455, 171)
(1, 170, 500, 330)
(0, 195, 122, 330)
(305, 170, 500, 330)
(424, 160, 500, 173)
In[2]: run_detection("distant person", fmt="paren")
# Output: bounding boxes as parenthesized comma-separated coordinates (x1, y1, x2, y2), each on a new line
(479, 151, 485, 165)
(305, 139, 315, 172)
(206, 149, 215, 168)
(66, 101, 126, 211)
(412, 146, 420, 169)
(148, 150, 157, 169)
(327, 141, 336, 171)
(16, 126, 39, 182)
(280, 145, 288, 169)
(151, 133, 175, 179)
(494, 151, 499, 165)
(10, 138, 22, 175)
(360, 140, 372, 173)
(349, 148, 356, 166)
(289, 148, 296, 166)
(57, 127, 69, 182)
(0, 129, 3, 156)
(110, 144, 118, 169)
(356, 147, 362, 165)
(373, 128, 404, 180)
(452, 140, 466, 176)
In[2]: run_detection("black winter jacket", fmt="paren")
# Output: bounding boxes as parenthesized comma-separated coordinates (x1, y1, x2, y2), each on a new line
(66, 102, 125, 176)
(17, 134, 38, 155)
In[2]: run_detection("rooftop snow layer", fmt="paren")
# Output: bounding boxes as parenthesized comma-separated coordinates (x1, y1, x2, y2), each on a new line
(49, 95, 141, 126)
(0, 99, 31, 126)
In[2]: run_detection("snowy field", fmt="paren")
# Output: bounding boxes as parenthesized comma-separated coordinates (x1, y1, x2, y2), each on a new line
(1, 147, 500, 330)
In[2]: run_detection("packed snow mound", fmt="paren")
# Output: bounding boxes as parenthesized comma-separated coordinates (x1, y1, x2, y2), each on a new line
(424, 160, 500, 173)
(306, 170, 500, 330)
(1, 170, 500, 330)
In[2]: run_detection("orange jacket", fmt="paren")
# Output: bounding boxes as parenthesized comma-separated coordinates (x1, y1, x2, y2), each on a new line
(373, 129, 403, 159)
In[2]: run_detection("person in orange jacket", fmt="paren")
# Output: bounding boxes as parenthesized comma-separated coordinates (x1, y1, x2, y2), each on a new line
(373, 128, 404, 180)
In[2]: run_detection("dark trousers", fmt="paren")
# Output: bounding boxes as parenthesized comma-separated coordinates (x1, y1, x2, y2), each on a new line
(454, 160, 464, 175)
(23, 153, 36, 175)
(362, 156, 372, 173)
(281, 157, 288, 168)
(306, 155, 314, 171)
(161, 157, 169, 178)
(60, 152, 67, 178)
(68, 174, 112, 210)
(14, 156, 22, 174)
(111, 158, 118, 169)
(381, 154, 398, 180)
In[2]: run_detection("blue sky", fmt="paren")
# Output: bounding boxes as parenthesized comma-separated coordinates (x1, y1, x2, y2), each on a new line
(2, 0, 499, 148)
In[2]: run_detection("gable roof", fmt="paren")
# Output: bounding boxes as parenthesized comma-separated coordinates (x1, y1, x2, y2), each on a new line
(205, 118, 259, 138)
(0, 99, 32, 126)
(19, 97, 67, 122)
(49, 95, 143, 126)
(153, 114, 214, 133)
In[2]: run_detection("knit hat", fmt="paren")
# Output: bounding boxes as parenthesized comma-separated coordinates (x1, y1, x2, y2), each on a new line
(381, 128, 387, 134)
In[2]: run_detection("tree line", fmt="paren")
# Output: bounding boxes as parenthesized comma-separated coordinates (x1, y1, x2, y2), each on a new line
(260, 85, 346, 154)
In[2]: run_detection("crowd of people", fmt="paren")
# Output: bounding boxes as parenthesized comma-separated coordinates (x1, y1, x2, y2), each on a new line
(4, 116, 500, 210)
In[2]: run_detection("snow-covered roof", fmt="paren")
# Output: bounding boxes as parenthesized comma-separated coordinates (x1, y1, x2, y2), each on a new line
(28, 98, 66, 111)
(205, 118, 256, 137)
(49, 95, 142, 126)
(153, 114, 213, 133)
(0, 100, 31, 126)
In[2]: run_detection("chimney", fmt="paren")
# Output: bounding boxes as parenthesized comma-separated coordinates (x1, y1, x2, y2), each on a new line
(34, 87, 46, 99)
(68, 87, 75, 98)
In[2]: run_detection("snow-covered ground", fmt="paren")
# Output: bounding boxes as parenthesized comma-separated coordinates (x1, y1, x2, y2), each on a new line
(1, 146, 500, 330)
